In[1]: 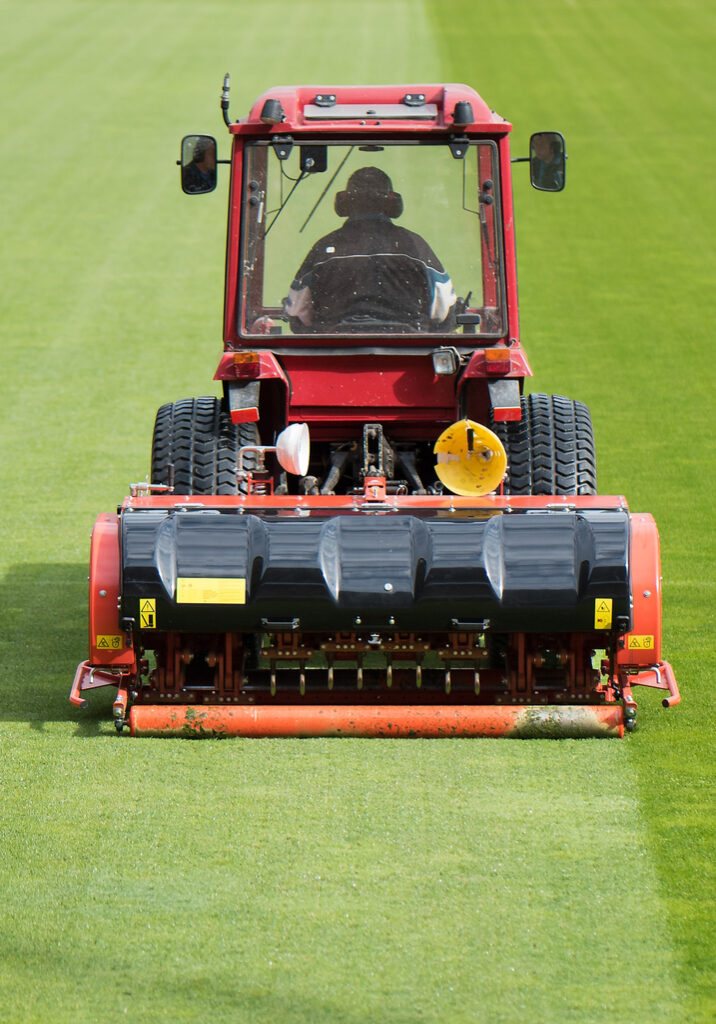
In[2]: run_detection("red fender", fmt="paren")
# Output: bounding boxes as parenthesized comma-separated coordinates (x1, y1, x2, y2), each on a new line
(88, 513, 136, 671)
(617, 512, 662, 669)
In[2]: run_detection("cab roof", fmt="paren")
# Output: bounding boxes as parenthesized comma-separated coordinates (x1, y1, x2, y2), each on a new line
(231, 84, 512, 135)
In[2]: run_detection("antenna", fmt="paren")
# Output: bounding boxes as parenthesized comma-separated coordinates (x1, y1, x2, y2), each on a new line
(221, 73, 231, 127)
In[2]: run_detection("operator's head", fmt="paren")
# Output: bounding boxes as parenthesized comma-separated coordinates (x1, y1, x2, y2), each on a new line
(193, 137, 216, 167)
(335, 166, 403, 219)
(532, 134, 558, 162)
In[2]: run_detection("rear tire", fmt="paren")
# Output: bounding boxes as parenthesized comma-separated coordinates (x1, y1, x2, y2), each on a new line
(151, 397, 259, 495)
(490, 393, 597, 495)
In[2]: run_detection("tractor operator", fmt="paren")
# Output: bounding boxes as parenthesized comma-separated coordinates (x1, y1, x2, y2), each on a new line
(530, 134, 564, 191)
(284, 166, 456, 334)
(182, 138, 217, 193)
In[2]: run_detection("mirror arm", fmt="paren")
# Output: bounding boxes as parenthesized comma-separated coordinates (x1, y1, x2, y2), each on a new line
(176, 157, 229, 168)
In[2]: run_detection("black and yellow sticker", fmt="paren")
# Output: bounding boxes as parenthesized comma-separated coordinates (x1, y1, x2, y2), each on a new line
(594, 598, 613, 630)
(176, 577, 246, 604)
(95, 635, 124, 650)
(627, 635, 654, 650)
(140, 598, 156, 629)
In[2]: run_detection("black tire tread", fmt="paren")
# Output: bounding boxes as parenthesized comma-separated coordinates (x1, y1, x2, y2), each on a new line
(490, 393, 597, 496)
(151, 397, 259, 495)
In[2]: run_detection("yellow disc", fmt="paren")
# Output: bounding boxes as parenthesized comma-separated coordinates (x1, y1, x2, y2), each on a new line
(433, 419, 507, 496)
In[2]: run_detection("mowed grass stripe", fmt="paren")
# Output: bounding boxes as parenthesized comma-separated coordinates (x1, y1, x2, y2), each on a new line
(1, 733, 683, 1023)
(432, 0, 716, 1019)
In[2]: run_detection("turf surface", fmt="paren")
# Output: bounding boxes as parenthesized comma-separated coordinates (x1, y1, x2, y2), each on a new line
(1, 2, 714, 1021)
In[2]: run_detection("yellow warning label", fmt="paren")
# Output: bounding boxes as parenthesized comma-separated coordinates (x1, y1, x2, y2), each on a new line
(594, 598, 613, 630)
(627, 635, 655, 650)
(96, 635, 124, 651)
(176, 577, 246, 604)
(140, 598, 156, 629)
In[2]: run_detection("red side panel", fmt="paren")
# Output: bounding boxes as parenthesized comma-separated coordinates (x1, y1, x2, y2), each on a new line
(498, 135, 520, 343)
(223, 135, 245, 347)
(618, 513, 663, 668)
(88, 514, 136, 670)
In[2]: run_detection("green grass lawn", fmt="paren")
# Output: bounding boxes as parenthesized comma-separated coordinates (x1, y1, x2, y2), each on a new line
(1, 1, 714, 1021)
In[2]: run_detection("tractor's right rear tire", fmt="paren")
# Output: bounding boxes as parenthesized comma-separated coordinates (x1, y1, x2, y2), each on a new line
(151, 397, 258, 495)
(490, 393, 597, 495)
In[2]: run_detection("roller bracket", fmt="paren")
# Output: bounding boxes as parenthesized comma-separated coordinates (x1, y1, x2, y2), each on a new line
(261, 618, 300, 630)
(451, 618, 489, 630)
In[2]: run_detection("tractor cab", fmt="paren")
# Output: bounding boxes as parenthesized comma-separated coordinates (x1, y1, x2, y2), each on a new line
(181, 86, 541, 456)
(238, 137, 505, 341)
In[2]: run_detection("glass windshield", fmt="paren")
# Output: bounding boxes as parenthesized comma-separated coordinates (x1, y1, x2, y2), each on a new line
(240, 140, 505, 339)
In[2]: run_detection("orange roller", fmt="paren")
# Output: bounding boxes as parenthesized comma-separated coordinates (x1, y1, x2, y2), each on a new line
(129, 704, 624, 738)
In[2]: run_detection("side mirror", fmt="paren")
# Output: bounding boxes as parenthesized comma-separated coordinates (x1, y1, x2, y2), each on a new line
(529, 132, 566, 192)
(179, 134, 217, 195)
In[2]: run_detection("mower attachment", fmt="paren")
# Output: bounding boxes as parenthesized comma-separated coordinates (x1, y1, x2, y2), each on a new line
(71, 490, 680, 737)
(119, 504, 630, 634)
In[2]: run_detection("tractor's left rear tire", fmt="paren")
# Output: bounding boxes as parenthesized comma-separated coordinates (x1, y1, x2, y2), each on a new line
(151, 397, 258, 495)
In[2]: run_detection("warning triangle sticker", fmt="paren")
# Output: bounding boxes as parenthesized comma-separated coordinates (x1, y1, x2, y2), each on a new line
(98, 637, 109, 648)
(596, 600, 611, 611)
(140, 599, 155, 613)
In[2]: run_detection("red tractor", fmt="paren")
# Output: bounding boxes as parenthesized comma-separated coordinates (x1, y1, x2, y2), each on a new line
(71, 80, 679, 736)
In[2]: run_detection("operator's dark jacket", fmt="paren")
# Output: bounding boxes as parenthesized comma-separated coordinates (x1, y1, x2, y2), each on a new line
(182, 162, 213, 194)
(285, 214, 456, 333)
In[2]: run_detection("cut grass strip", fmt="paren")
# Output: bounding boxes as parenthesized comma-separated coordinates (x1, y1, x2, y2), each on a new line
(0, 733, 685, 1023)
(431, 1, 716, 1019)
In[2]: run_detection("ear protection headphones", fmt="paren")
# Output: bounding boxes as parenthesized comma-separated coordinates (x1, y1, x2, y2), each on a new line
(193, 138, 214, 162)
(334, 166, 404, 219)
(334, 189, 403, 218)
